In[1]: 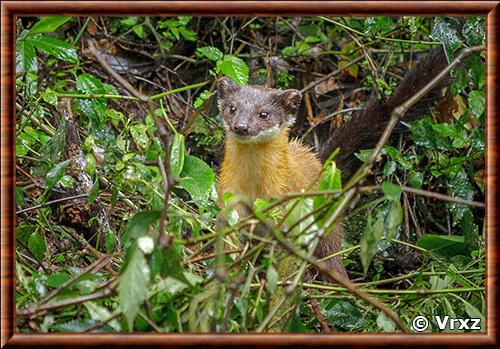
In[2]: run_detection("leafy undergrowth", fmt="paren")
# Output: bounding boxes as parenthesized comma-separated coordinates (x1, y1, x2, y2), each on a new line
(16, 16, 485, 333)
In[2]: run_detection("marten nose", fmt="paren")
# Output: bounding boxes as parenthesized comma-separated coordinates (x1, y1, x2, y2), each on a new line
(233, 122, 249, 135)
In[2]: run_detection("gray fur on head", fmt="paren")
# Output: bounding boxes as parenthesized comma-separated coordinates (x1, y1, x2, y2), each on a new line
(217, 77, 302, 142)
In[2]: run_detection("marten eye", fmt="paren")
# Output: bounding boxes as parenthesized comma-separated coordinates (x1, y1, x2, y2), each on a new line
(259, 112, 269, 120)
(229, 105, 236, 113)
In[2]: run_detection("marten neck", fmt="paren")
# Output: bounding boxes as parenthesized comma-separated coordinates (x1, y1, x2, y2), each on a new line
(220, 128, 292, 202)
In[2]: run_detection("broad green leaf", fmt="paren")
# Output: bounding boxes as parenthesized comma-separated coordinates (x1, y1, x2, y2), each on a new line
(118, 248, 150, 331)
(77, 73, 117, 95)
(16, 37, 37, 73)
(84, 302, 121, 332)
(468, 90, 485, 118)
(85, 153, 97, 178)
(46, 272, 70, 288)
(361, 201, 402, 274)
(130, 123, 150, 150)
(322, 299, 368, 331)
(41, 87, 58, 106)
(381, 181, 402, 201)
(179, 27, 197, 41)
(149, 276, 188, 298)
(449, 170, 475, 225)
(179, 155, 215, 204)
(122, 210, 161, 245)
(75, 73, 116, 126)
(383, 161, 397, 177)
(416, 234, 468, 258)
(41, 159, 71, 200)
(169, 133, 185, 177)
(132, 24, 145, 38)
(28, 35, 78, 63)
(28, 16, 73, 35)
(217, 55, 249, 85)
(196, 46, 223, 61)
(408, 171, 424, 189)
(28, 232, 46, 261)
(313, 160, 342, 226)
(285, 198, 315, 238)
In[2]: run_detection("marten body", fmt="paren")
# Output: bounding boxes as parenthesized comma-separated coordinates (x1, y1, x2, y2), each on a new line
(216, 47, 448, 279)
(217, 77, 347, 276)
(220, 129, 321, 202)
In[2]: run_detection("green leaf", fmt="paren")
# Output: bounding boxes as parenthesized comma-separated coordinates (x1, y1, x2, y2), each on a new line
(132, 24, 145, 38)
(361, 201, 402, 274)
(194, 90, 214, 109)
(376, 312, 396, 332)
(42, 159, 71, 200)
(381, 181, 402, 201)
(130, 123, 150, 150)
(313, 160, 342, 226)
(118, 248, 150, 331)
(196, 46, 223, 61)
(28, 16, 73, 35)
(354, 149, 373, 163)
(88, 178, 99, 205)
(408, 171, 424, 189)
(266, 264, 279, 293)
(105, 231, 116, 253)
(16, 37, 38, 73)
(46, 272, 70, 287)
(122, 210, 161, 245)
(169, 133, 185, 177)
(179, 26, 197, 41)
(28, 232, 46, 261)
(463, 17, 485, 46)
(217, 55, 249, 85)
(41, 87, 58, 106)
(285, 198, 315, 238)
(28, 35, 78, 63)
(383, 161, 397, 177)
(448, 170, 475, 225)
(416, 234, 468, 258)
(179, 155, 215, 204)
(468, 90, 485, 118)
(322, 299, 368, 331)
(76, 73, 116, 126)
(84, 302, 121, 332)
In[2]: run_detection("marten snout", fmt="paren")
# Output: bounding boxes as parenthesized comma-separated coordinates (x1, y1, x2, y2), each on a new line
(233, 121, 249, 136)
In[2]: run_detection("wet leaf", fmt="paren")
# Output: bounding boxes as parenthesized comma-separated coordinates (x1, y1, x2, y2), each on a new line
(179, 155, 215, 204)
(169, 133, 185, 177)
(28, 35, 78, 63)
(197, 46, 223, 61)
(28, 16, 73, 35)
(217, 55, 249, 85)
(118, 248, 150, 331)
(416, 234, 468, 258)
(16, 37, 37, 73)
(28, 232, 46, 261)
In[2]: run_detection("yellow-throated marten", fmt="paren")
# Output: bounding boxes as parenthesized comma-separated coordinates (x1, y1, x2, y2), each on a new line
(217, 47, 448, 277)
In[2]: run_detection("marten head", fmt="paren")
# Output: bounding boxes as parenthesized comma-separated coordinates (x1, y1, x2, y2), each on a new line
(217, 77, 302, 143)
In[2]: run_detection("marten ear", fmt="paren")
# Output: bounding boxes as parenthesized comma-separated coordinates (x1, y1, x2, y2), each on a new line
(217, 77, 239, 101)
(276, 89, 302, 119)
